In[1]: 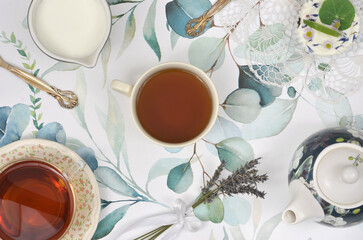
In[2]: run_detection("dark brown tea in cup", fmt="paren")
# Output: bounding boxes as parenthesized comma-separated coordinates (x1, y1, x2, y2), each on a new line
(136, 68, 213, 143)
(0, 160, 75, 240)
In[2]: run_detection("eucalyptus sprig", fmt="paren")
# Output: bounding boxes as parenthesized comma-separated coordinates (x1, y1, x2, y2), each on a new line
(134, 158, 268, 240)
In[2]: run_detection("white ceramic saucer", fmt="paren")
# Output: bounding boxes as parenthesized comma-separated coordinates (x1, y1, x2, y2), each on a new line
(0, 139, 100, 240)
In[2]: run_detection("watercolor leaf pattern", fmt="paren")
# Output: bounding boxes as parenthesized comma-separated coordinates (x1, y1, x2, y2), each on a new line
(166, 0, 213, 38)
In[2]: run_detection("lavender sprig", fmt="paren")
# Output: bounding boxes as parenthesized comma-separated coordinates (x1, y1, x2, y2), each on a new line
(193, 158, 268, 208)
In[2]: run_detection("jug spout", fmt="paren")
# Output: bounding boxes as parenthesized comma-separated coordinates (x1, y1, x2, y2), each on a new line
(282, 180, 324, 224)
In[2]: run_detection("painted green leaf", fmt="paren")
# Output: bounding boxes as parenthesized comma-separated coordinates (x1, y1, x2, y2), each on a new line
(10, 32, 16, 43)
(255, 213, 282, 240)
(222, 88, 261, 123)
(215, 137, 255, 172)
(36, 122, 66, 145)
(239, 65, 282, 107)
(230, 226, 246, 240)
(17, 49, 26, 57)
(223, 196, 251, 226)
(354, 115, 363, 130)
(41, 62, 81, 78)
(0, 104, 29, 147)
(143, 0, 161, 60)
(316, 88, 353, 127)
(147, 158, 188, 183)
(293, 155, 313, 181)
(94, 166, 140, 197)
(189, 37, 225, 72)
(117, 11, 136, 58)
(106, 0, 139, 5)
(253, 198, 262, 232)
(71, 70, 87, 129)
(101, 39, 111, 88)
(166, 0, 212, 38)
(167, 163, 193, 193)
(170, 29, 180, 49)
(287, 87, 296, 98)
(107, 92, 125, 161)
(193, 195, 224, 223)
(223, 228, 229, 240)
(92, 204, 131, 240)
(319, 0, 355, 30)
(75, 147, 98, 171)
(204, 116, 242, 155)
(66, 137, 86, 151)
(241, 99, 298, 140)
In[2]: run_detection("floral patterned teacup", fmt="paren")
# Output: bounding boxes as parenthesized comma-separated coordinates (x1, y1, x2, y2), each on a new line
(283, 128, 363, 227)
(0, 139, 100, 239)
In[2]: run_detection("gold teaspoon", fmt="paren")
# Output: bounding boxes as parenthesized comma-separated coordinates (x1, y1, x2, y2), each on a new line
(0, 56, 78, 109)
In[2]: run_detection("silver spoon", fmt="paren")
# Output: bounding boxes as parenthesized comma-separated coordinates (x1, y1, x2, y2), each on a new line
(0, 55, 78, 109)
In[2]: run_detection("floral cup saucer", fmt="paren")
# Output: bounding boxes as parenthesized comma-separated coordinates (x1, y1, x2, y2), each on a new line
(0, 139, 100, 240)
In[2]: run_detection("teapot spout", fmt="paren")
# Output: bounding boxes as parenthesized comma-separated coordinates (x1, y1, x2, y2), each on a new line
(282, 180, 324, 224)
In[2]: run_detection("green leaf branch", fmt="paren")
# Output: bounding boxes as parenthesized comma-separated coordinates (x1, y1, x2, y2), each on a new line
(0, 31, 43, 135)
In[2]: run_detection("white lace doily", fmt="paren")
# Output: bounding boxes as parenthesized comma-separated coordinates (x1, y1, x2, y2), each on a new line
(214, 0, 363, 101)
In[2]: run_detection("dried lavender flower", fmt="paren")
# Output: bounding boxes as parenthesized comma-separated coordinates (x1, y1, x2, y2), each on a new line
(194, 158, 268, 207)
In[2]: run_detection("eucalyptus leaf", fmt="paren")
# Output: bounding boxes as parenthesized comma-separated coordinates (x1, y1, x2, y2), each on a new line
(255, 213, 282, 240)
(143, 0, 161, 60)
(0, 104, 30, 147)
(204, 116, 242, 155)
(117, 10, 136, 58)
(166, 0, 212, 38)
(0, 106, 11, 139)
(354, 115, 363, 130)
(189, 37, 225, 72)
(170, 29, 180, 49)
(167, 163, 193, 193)
(215, 137, 255, 172)
(315, 89, 353, 127)
(222, 88, 261, 123)
(319, 0, 355, 30)
(193, 195, 224, 223)
(66, 137, 86, 151)
(287, 87, 297, 98)
(92, 204, 131, 240)
(239, 65, 282, 107)
(36, 122, 66, 145)
(223, 196, 251, 226)
(147, 158, 188, 188)
(41, 62, 80, 78)
(106, 92, 125, 161)
(241, 99, 298, 140)
(94, 167, 139, 197)
(75, 147, 98, 171)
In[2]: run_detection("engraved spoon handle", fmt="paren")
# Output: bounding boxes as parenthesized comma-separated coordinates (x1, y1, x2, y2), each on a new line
(186, 0, 231, 37)
(0, 57, 78, 109)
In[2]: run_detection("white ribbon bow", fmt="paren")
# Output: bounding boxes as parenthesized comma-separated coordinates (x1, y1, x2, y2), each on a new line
(118, 199, 202, 240)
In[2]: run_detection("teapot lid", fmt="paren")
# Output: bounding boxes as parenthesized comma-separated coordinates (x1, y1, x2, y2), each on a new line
(313, 143, 363, 209)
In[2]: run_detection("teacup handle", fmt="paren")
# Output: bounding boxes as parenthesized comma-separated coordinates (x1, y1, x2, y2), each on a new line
(111, 80, 134, 97)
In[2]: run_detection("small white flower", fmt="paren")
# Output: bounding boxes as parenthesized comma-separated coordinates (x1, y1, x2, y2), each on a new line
(335, 207, 349, 215)
(323, 215, 347, 226)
